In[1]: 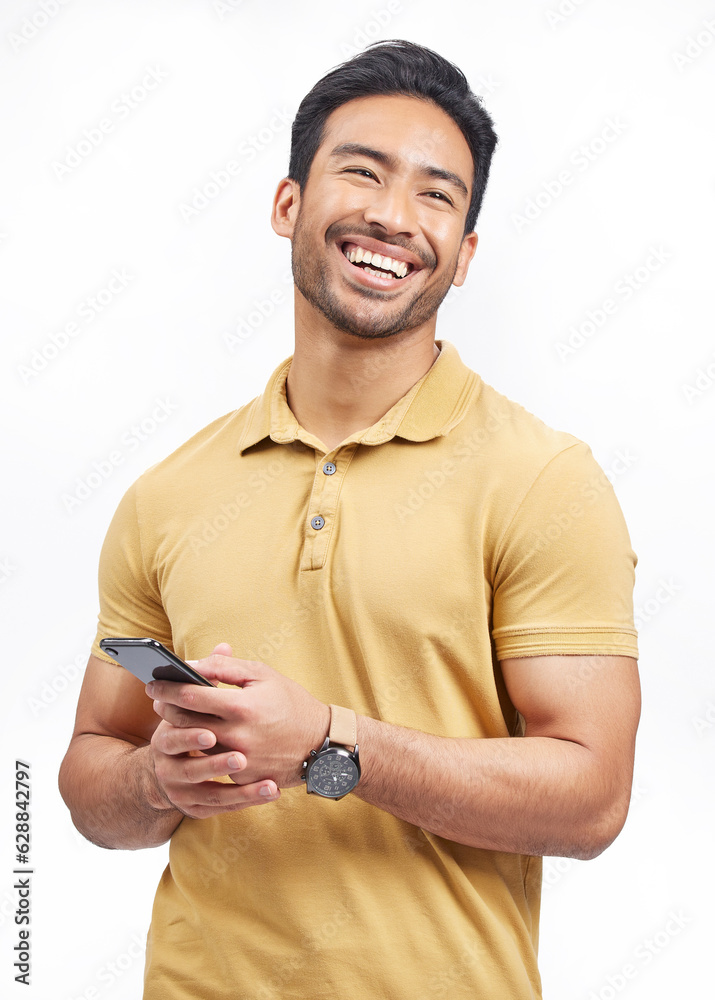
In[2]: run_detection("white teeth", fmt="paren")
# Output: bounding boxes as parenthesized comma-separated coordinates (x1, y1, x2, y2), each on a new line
(343, 245, 412, 278)
(363, 266, 395, 279)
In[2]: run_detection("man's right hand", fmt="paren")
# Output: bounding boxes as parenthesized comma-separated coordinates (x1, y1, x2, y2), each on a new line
(59, 652, 280, 851)
(150, 718, 280, 819)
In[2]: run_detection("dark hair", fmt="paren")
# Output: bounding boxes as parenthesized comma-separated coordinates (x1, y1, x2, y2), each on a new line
(288, 40, 498, 234)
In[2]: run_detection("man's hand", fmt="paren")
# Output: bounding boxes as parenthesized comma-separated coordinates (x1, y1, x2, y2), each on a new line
(149, 718, 281, 820)
(147, 643, 331, 795)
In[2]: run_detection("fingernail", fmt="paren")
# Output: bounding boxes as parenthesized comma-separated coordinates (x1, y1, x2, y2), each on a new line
(227, 754, 241, 769)
(198, 733, 214, 746)
(259, 784, 276, 797)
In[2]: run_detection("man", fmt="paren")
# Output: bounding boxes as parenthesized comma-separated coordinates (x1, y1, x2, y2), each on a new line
(59, 40, 640, 999)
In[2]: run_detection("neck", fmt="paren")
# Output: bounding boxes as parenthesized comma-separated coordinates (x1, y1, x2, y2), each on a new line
(286, 295, 440, 453)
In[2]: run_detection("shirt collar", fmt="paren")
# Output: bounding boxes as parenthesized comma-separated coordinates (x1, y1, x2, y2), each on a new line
(238, 340, 480, 454)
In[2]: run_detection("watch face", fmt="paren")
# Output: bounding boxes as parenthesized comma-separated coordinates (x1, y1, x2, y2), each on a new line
(309, 751, 359, 798)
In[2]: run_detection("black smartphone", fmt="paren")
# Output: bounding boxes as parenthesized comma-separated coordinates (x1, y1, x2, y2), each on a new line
(99, 637, 216, 687)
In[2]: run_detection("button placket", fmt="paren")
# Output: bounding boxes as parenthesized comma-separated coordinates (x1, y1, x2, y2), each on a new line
(301, 448, 355, 572)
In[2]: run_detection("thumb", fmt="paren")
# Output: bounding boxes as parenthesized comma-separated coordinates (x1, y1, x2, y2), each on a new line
(186, 641, 232, 669)
(211, 642, 233, 657)
(198, 652, 265, 687)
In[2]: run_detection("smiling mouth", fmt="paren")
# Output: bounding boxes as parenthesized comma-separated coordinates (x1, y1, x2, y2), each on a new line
(341, 241, 414, 280)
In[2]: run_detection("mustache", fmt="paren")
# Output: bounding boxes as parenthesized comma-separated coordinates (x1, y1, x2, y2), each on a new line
(325, 222, 436, 270)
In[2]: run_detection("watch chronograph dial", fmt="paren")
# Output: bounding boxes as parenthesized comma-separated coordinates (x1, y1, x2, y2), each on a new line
(309, 752, 360, 797)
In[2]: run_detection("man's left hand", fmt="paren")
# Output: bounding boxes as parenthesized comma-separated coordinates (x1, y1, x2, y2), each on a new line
(146, 643, 330, 788)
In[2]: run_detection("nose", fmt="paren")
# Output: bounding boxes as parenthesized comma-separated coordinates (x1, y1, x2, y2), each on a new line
(362, 181, 419, 237)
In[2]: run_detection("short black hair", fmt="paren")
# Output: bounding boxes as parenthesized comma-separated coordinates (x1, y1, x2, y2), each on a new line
(288, 39, 498, 234)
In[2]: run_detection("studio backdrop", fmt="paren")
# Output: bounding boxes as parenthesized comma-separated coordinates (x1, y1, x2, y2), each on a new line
(1, 1, 712, 998)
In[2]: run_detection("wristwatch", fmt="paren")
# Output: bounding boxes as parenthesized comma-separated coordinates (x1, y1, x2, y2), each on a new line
(301, 704, 361, 799)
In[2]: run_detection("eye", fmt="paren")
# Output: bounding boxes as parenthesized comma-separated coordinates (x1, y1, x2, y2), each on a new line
(343, 167, 377, 179)
(425, 190, 454, 206)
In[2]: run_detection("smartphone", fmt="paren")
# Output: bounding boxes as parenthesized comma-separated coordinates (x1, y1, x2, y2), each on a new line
(99, 637, 216, 687)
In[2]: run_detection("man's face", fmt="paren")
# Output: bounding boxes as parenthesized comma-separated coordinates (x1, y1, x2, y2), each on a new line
(277, 94, 477, 340)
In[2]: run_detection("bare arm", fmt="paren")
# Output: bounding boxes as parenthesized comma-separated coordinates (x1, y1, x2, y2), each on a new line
(353, 654, 641, 859)
(58, 649, 281, 851)
(59, 654, 181, 850)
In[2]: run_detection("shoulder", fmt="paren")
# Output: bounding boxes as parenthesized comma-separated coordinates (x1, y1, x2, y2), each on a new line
(460, 374, 592, 484)
(131, 397, 260, 499)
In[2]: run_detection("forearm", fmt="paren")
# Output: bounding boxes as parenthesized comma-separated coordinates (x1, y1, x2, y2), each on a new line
(353, 716, 625, 860)
(59, 733, 183, 850)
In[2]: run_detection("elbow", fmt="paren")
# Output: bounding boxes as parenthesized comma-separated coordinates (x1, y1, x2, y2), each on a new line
(57, 751, 98, 847)
(571, 794, 631, 861)
(58, 743, 117, 850)
(57, 747, 75, 812)
(58, 743, 88, 820)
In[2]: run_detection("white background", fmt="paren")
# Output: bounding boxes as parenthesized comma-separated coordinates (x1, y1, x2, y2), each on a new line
(1, 1, 713, 997)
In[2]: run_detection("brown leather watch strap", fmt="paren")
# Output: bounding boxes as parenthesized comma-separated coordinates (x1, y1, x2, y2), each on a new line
(328, 704, 357, 751)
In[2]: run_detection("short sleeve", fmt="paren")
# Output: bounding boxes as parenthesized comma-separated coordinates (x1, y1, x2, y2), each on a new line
(491, 441, 638, 660)
(91, 480, 173, 663)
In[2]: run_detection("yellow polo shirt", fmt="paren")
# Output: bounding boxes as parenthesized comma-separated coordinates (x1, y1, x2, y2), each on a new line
(92, 341, 638, 1000)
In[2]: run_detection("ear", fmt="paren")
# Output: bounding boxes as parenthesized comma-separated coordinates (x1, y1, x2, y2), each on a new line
(271, 177, 301, 239)
(452, 232, 478, 287)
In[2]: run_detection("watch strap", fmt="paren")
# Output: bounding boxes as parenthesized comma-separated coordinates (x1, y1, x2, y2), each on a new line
(328, 704, 357, 752)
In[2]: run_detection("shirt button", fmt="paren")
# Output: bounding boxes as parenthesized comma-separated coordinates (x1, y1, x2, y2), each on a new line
(311, 516, 325, 530)
(323, 462, 336, 476)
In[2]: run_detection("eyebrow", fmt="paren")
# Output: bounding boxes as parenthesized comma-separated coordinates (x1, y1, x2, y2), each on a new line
(329, 142, 470, 200)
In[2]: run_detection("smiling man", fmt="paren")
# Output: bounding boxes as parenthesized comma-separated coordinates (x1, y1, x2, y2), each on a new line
(60, 41, 640, 1000)
(287, 96, 475, 341)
